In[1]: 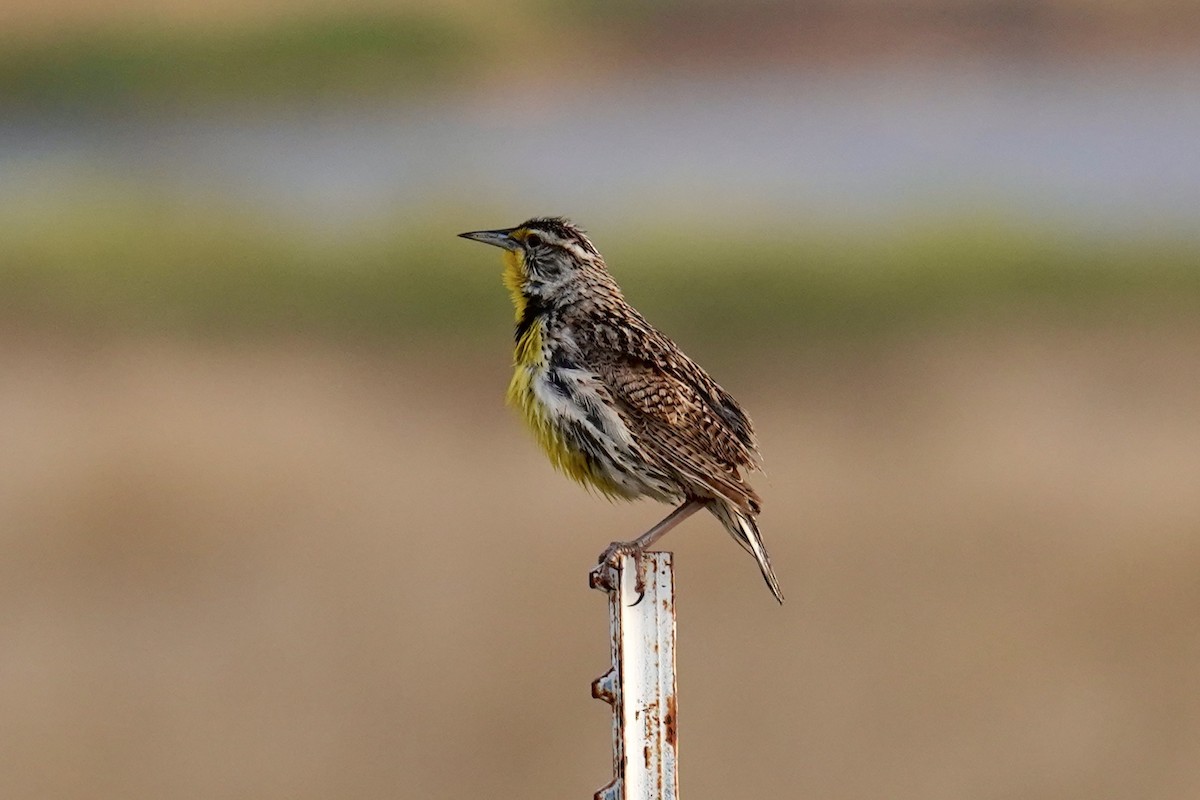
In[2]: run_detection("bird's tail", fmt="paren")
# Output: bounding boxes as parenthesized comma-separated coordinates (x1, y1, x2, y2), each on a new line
(708, 500, 784, 604)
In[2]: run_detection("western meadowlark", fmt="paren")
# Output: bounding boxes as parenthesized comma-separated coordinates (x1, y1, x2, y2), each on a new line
(459, 217, 782, 603)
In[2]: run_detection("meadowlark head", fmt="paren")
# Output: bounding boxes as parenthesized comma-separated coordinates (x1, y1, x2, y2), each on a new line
(459, 217, 609, 305)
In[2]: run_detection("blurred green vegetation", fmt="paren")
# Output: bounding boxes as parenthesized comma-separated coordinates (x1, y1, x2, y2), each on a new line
(3, 185, 1198, 346)
(1, 1, 1195, 111)
(0, 12, 481, 110)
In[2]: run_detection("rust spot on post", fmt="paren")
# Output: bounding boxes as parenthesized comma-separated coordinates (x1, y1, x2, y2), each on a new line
(665, 693, 678, 748)
(592, 669, 617, 704)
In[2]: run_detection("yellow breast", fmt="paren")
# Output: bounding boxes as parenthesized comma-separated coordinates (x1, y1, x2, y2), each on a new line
(503, 252, 622, 497)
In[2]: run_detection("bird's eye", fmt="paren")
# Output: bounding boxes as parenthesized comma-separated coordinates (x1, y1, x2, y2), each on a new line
(524, 233, 543, 248)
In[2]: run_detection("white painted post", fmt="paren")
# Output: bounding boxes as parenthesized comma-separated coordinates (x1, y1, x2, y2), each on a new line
(590, 553, 679, 800)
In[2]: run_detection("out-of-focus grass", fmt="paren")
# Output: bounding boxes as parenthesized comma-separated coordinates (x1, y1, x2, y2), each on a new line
(3, 188, 1198, 345)
(2, 1, 1197, 112)
(0, 12, 482, 110)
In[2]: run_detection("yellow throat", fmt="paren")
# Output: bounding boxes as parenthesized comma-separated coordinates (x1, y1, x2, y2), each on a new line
(503, 249, 542, 368)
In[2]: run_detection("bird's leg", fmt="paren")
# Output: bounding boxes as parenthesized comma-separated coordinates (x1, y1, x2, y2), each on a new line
(596, 499, 704, 602)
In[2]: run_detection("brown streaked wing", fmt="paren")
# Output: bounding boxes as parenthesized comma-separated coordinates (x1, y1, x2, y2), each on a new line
(586, 307, 760, 460)
(600, 356, 762, 513)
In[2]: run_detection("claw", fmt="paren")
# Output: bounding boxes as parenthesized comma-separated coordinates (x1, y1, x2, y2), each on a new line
(593, 500, 703, 604)
(589, 563, 616, 592)
(597, 540, 649, 606)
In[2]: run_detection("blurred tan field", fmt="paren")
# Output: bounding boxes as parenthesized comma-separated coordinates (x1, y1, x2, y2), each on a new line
(3, 318, 1199, 799)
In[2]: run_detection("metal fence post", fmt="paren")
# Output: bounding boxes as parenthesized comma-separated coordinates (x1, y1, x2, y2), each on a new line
(590, 552, 679, 800)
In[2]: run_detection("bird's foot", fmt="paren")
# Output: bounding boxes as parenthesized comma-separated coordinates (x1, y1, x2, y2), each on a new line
(594, 540, 649, 605)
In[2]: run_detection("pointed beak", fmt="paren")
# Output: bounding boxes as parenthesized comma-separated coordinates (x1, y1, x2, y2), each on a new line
(458, 228, 520, 251)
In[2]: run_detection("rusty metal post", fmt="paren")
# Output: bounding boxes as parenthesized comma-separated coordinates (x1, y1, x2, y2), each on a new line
(589, 552, 679, 800)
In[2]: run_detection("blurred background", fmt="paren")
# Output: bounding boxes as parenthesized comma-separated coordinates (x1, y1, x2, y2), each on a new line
(2, 1, 1199, 798)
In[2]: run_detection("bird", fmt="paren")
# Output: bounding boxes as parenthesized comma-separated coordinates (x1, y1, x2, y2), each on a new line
(458, 217, 782, 603)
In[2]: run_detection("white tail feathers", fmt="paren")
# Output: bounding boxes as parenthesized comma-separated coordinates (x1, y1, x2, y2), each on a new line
(708, 501, 784, 604)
